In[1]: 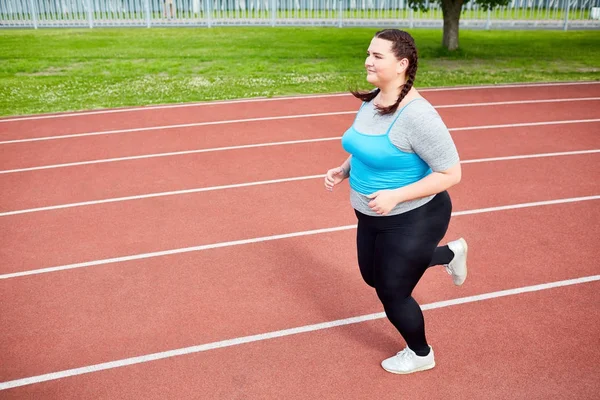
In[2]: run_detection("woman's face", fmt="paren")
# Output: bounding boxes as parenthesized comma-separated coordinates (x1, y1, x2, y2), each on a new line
(365, 37, 407, 88)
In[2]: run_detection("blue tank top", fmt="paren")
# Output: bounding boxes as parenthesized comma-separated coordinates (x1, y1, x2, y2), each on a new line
(341, 100, 432, 195)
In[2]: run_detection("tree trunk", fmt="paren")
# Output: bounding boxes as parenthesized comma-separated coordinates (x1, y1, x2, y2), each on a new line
(441, 0, 464, 51)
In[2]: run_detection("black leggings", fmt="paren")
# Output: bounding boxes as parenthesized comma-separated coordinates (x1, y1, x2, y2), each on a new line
(355, 191, 453, 356)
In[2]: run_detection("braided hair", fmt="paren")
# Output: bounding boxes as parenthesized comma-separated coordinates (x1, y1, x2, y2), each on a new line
(352, 29, 418, 116)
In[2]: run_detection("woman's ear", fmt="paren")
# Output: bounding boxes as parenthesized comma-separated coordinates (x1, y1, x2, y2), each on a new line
(396, 58, 409, 74)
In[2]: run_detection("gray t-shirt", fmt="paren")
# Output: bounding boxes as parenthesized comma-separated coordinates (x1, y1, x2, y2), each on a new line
(349, 98, 459, 216)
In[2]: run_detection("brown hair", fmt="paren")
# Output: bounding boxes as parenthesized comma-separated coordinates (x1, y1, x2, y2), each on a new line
(351, 29, 418, 116)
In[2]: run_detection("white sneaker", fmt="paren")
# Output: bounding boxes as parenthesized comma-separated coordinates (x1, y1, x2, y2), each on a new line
(381, 346, 435, 374)
(445, 238, 468, 286)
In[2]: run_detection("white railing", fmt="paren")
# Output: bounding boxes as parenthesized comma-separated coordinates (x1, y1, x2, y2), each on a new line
(1, 0, 599, 29)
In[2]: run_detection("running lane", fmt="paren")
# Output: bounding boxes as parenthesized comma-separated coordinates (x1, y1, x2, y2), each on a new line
(2, 96, 600, 178)
(1, 82, 599, 398)
(1, 121, 599, 212)
(0, 83, 598, 141)
(2, 245, 598, 398)
(0, 153, 599, 275)
(1, 97, 599, 171)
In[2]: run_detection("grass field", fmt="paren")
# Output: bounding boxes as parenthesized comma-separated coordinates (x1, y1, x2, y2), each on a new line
(1, 27, 599, 116)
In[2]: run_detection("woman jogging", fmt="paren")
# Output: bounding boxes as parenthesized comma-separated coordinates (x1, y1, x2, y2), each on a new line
(324, 29, 468, 375)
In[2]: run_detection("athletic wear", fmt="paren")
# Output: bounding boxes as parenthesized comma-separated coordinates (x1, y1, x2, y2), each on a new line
(341, 99, 432, 196)
(342, 98, 459, 216)
(355, 191, 453, 356)
(342, 96, 467, 369)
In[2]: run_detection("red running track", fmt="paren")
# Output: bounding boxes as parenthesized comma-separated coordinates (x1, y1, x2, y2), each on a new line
(1, 153, 599, 272)
(0, 82, 599, 399)
(1, 121, 599, 212)
(1, 81, 598, 139)
(1, 200, 599, 382)
(4, 280, 598, 399)
(1, 97, 598, 170)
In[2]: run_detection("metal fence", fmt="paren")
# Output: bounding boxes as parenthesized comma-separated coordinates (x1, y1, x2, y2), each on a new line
(1, 0, 599, 29)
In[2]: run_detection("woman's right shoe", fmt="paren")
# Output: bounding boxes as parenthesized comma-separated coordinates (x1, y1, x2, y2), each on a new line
(381, 346, 435, 374)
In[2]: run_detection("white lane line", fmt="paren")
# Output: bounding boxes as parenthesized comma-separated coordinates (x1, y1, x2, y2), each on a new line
(1, 274, 598, 390)
(460, 149, 600, 164)
(0, 175, 325, 217)
(0, 111, 355, 145)
(1, 97, 598, 145)
(1, 195, 598, 280)
(450, 118, 600, 132)
(2, 118, 599, 174)
(1, 150, 598, 217)
(0, 137, 342, 174)
(434, 96, 600, 108)
(1, 81, 597, 123)
(0, 224, 358, 280)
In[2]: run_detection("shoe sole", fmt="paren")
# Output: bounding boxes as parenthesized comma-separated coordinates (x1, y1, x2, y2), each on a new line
(381, 361, 436, 374)
(454, 237, 468, 286)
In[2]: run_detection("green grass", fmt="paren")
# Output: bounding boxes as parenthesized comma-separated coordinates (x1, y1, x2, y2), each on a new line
(0, 27, 599, 116)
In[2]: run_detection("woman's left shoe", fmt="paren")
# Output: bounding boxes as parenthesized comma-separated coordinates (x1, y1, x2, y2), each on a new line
(381, 346, 435, 374)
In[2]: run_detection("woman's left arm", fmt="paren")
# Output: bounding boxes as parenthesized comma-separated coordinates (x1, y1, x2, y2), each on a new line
(392, 162, 461, 203)
(367, 163, 461, 215)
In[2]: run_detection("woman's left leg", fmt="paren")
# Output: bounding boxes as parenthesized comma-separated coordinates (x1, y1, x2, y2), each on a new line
(373, 192, 452, 372)
(374, 225, 447, 356)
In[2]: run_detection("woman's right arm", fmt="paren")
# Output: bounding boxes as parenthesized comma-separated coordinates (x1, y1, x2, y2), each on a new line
(339, 156, 351, 179)
(324, 156, 352, 191)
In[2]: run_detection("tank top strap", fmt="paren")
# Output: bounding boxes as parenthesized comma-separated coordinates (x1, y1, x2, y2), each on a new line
(384, 98, 424, 135)
(351, 101, 369, 126)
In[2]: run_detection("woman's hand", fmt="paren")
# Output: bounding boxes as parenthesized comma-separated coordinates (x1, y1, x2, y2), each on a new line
(367, 190, 400, 215)
(324, 166, 347, 191)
